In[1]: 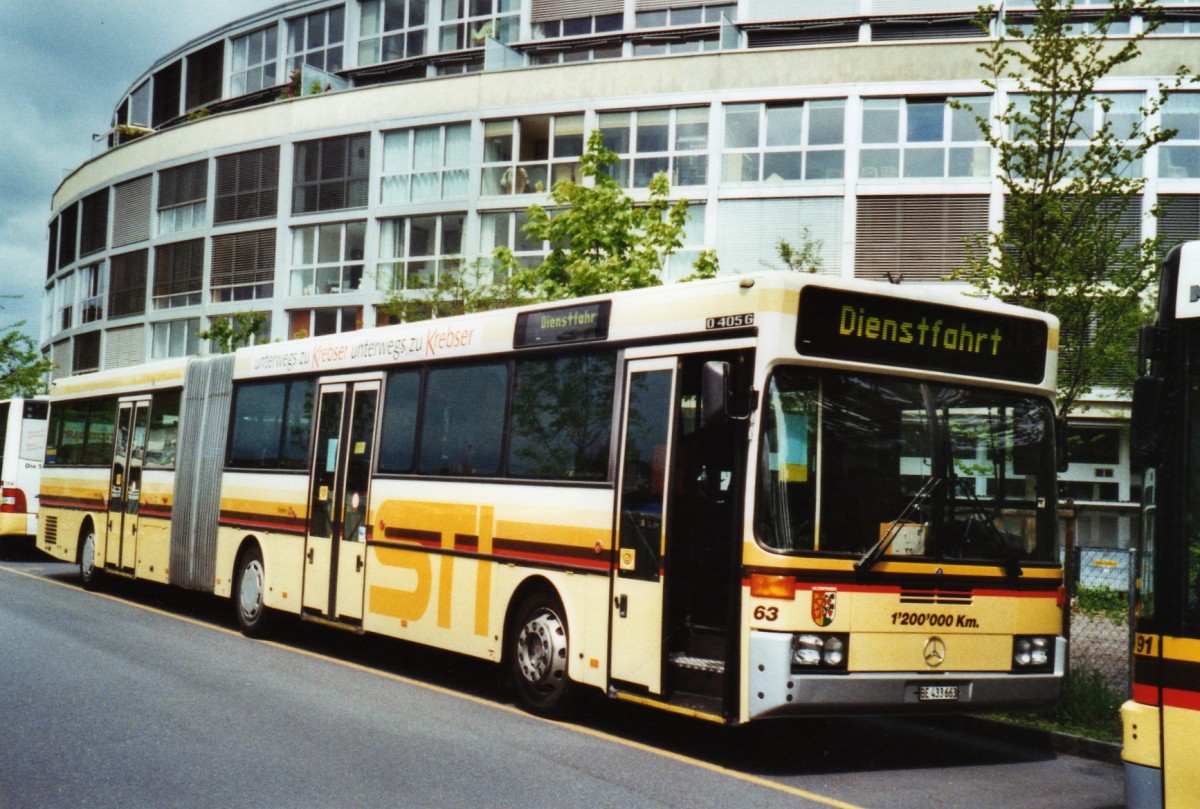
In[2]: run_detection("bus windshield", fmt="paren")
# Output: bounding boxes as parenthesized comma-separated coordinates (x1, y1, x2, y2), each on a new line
(757, 367, 1058, 567)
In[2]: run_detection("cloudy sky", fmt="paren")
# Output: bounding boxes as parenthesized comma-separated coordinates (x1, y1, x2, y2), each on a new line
(0, 0, 281, 339)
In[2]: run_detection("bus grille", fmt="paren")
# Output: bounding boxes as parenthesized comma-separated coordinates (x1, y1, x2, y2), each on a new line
(44, 515, 57, 544)
(899, 588, 973, 605)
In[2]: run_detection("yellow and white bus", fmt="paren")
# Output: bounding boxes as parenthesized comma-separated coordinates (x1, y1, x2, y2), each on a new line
(1, 398, 48, 542)
(1125, 241, 1200, 808)
(38, 272, 1065, 721)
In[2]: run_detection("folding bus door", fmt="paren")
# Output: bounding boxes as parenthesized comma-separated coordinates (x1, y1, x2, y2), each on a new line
(302, 378, 381, 623)
(610, 357, 677, 694)
(105, 397, 150, 574)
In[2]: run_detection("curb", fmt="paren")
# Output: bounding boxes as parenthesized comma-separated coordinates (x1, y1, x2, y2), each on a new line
(951, 716, 1122, 764)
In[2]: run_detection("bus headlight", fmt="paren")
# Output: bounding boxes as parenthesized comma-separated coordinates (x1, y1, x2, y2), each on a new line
(792, 633, 849, 671)
(1012, 636, 1053, 671)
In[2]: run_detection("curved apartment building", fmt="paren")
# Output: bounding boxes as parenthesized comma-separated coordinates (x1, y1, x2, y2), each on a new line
(40, 0, 1200, 544)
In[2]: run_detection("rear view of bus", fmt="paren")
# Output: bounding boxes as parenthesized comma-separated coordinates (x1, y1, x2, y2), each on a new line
(1125, 241, 1200, 808)
(0, 399, 48, 542)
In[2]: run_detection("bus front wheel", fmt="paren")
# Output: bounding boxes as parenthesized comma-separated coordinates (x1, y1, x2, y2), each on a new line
(234, 545, 272, 637)
(79, 528, 101, 590)
(510, 591, 575, 716)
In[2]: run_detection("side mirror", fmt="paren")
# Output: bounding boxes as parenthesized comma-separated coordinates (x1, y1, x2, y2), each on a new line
(1131, 375, 1165, 468)
(702, 361, 731, 427)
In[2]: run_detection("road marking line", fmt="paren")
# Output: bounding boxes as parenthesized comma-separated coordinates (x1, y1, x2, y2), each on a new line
(1, 563, 863, 809)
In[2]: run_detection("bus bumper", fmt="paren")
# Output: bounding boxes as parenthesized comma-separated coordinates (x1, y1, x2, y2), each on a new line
(1123, 762, 1162, 809)
(748, 630, 1064, 718)
(0, 512, 34, 538)
(1122, 699, 1162, 809)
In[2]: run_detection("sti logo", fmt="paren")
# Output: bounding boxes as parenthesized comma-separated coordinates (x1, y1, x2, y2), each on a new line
(811, 587, 837, 627)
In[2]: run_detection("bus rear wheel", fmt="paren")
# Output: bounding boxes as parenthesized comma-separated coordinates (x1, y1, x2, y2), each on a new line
(79, 528, 101, 590)
(234, 545, 272, 637)
(510, 591, 575, 716)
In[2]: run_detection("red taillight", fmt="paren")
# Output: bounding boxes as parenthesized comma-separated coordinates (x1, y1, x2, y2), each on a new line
(1, 487, 27, 514)
(1056, 586, 1068, 608)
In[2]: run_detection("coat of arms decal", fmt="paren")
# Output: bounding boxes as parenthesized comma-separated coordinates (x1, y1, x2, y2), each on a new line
(811, 587, 837, 627)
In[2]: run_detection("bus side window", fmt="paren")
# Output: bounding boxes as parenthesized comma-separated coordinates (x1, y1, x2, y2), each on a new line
(419, 363, 507, 477)
(379, 370, 420, 474)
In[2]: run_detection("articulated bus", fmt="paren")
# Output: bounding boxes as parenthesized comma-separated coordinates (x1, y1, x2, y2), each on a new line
(0, 398, 48, 542)
(1125, 241, 1200, 807)
(38, 272, 1064, 722)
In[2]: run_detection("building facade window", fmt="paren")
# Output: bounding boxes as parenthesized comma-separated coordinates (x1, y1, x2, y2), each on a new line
(230, 25, 279, 96)
(1155, 17, 1200, 36)
(533, 12, 623, 40)
(290, 306, 362, 338)
(58, 204, 78, 270)
(72, 332, 101, 374)
(359, 0, 430, 65)
(128, 80, 151, 127)
(158, 161, 209, 234)
(482, 114, 585, 196)
(56, 272, 75, 332)
(631, 35, 719, 56)
(112, 175, 152, 247)
(212, 230, 276, 302)
(529, 43, 624, 64)
(635, 3, 735, 28)
(153, 239, 204, 309)
(1008, 92, 1144, 176)
(109, 250, 148, 319)
(377, 213, 464, 291)
(291, 221, 366, 295)
(79, 189, 109, 258)
(440, 0, 520, 51)
(479, 210, 544, 269)
(855, 195, 989, 280)
(293, 134, 371, 213)
(860, 97, 989, 180)
(600, 106, 710, 188)
(381, 123, 470, 203)
(287, 7, 346, 74)
(78, 262, 106, 325)
(152, 318, 200, 359)
(1161, 92, 1200, 179)
(723, 99, 845, 183)
(215, 147, 280, 223)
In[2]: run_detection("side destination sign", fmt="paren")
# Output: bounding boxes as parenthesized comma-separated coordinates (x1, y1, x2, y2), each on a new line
(797, 286, 1048, 383)
(514, 301, 611, 348)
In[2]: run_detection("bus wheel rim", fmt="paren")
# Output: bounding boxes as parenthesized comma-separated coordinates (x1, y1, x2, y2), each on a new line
(239, 559, 264, 621)
(81, 532, 95, 578)
(516, 608, 566, 690)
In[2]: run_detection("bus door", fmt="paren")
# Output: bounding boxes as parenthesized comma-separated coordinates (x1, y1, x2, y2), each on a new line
(106, 397, 150, 573)
(610, 357, 677, 694)
(302, 378, 381, 623)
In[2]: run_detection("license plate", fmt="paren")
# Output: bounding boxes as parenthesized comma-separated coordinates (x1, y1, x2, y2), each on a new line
(918, 685, 959, 701)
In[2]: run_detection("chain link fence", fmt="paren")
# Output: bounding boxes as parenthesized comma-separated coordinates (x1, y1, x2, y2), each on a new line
(1067, 546, 1136, 696)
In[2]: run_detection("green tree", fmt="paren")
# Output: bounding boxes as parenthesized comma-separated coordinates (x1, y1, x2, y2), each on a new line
(377, 254, 523, 323)
(0, 304, 51, 397)
(514, 130, 690, 299)
(771, 228, 824, 273)
(198, 311, 269, 354)
(958, 0, 1192, 417)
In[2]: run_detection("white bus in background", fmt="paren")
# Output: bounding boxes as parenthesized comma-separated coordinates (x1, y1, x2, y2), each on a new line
(0, 398, 48, 541)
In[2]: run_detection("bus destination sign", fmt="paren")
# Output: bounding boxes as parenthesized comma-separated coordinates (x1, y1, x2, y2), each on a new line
(796, 286, 1048, 383)
(514, 301, 611, 348)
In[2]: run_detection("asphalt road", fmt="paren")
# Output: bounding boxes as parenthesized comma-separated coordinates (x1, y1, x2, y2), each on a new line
(0, 544, 1124, 809)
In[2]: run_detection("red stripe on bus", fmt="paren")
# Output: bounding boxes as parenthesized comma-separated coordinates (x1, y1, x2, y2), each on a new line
(1163, 687, 1200, 712)
(1132, 682, 1160, 706)
(738, 580, 1059, 598)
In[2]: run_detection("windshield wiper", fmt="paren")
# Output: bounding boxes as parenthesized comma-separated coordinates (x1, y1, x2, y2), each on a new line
(855, 477, 940, 573)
